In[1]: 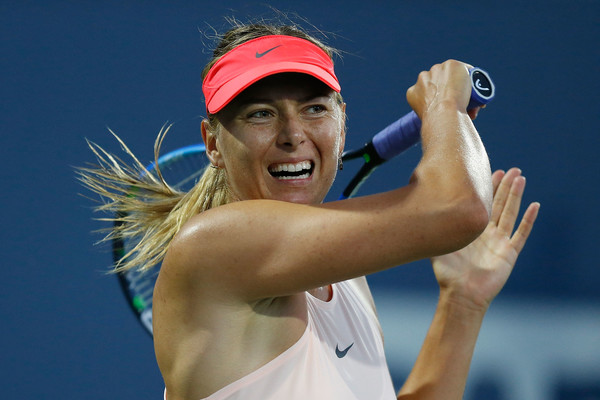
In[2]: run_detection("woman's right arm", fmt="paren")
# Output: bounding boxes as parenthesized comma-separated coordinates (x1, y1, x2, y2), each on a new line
(163, 60, 493, 303)
(407, 60, 492, 223)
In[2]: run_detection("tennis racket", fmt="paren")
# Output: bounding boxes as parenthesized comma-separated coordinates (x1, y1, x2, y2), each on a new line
(340, 67, 494, 198)
(115, 67, 495, 337)
(113, 144, 208, 335)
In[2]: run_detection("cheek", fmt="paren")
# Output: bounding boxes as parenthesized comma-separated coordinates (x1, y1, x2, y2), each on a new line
(318, 120, 344, 160)
(324, 108, 345, 152)
(219, 134, 270, 186)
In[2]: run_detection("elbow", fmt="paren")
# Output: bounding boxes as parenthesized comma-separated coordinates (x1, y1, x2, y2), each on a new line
(449, 193, 490, 248)
(462, 194, 490, 236)
(424, 186, 491, 256)
(410, 163, 493, 252)
(463, 173, 493, 236)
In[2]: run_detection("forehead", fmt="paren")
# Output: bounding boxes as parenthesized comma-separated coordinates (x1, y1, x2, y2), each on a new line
(229, 73, 335, 106)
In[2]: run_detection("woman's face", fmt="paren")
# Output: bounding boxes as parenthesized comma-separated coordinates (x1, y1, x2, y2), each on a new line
(203, 73, 346, 205)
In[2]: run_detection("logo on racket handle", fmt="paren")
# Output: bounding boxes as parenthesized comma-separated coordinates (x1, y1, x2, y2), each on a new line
(475, 78, 490, 92)
(469, 67, 495, 108)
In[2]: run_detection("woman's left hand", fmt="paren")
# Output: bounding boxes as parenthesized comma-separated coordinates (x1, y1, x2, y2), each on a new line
(431, 167, 540, 311)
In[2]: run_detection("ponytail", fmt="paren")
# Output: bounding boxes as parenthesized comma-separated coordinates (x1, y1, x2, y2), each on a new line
(77, 124, 231, 273)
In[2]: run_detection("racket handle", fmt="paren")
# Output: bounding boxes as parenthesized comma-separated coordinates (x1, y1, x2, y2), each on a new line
(371, 67, 495, 161)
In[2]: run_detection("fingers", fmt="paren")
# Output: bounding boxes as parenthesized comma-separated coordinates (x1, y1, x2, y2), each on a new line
(510, 202, 540, 254)
(467, 104, 488, 120)
(491, 169, 505, 196)
(467, 107, 480, 120)
(490, 167, 540, 253)
(497, 175, 525, 235)
(490, 167, 522, 225)
(407, 60, 473, 116)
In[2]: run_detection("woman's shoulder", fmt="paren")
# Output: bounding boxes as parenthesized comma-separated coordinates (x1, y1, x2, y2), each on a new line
(160, 199, 315, 303)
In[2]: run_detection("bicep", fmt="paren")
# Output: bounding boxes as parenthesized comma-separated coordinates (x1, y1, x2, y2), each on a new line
(168, 188, 483, 302)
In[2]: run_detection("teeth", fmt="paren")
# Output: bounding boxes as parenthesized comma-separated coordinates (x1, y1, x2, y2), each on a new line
(269, 161, 312, 173)
(277, 173, 311, 180)
(268, 160, 313, 180)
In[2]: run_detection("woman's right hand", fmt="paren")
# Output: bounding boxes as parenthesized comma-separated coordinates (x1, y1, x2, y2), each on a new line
(406, 60, 473, 120)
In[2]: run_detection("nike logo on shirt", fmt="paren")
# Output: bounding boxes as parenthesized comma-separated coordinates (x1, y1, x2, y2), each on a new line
(335, 343, 354, 358)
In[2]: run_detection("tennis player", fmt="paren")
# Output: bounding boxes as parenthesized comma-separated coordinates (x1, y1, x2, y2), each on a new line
(83, 22, 539, 400)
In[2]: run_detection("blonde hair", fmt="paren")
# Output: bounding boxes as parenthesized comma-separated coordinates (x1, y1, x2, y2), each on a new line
(78, 124, 231, 273)
(78, 21, 341, 273)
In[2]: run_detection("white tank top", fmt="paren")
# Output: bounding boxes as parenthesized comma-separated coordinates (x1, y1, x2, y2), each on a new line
(166, 279, 396, 400)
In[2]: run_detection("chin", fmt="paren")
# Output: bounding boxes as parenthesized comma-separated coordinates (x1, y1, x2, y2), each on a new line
(273, 191, 322, 205)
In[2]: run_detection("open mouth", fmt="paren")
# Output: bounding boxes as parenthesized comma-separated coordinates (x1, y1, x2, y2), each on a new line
(268, 161, 314, 180)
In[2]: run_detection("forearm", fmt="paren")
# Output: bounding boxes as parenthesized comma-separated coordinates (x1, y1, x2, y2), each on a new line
(415, 100, 492, 216)
(397, 289, 486, 400)
(404, 60, 492, 217)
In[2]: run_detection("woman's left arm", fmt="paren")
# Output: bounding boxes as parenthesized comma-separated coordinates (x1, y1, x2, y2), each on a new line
(397, 167, 540, 400)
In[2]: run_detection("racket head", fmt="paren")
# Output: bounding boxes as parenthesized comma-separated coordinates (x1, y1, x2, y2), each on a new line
(112, 143, 208, 336)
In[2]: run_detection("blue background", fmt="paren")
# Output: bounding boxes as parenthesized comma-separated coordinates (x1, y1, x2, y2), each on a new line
(1, 1, 598, 399)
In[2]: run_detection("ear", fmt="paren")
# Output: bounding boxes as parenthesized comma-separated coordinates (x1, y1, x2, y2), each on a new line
(201, 119, 224, 168)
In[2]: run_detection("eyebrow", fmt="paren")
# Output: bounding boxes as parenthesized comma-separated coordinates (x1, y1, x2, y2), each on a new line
(237, 92, 333, 107)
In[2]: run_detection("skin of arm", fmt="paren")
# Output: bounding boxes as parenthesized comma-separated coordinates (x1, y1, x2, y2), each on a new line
(397, 169, 540, 399)
(407, 60, 493, 221)
(167, 60, 493, 303)
(154, 60, 499, 399)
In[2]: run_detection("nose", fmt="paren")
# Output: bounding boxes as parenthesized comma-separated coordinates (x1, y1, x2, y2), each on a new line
(277, 115, 306, 148)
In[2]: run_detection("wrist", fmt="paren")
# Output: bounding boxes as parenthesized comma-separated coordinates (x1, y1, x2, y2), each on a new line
(422, 97, 469, 120)
(438, 287, 489, 318)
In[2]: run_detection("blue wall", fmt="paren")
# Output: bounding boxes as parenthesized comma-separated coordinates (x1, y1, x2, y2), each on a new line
(1, 1, 598, 398)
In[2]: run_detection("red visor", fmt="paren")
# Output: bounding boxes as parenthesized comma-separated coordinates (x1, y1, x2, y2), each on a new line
(202, 35, 341, 114)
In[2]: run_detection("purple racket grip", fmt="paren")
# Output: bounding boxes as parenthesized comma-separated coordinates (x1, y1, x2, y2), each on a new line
(371, 111, 422, 161)
(371, 67, 494, 161)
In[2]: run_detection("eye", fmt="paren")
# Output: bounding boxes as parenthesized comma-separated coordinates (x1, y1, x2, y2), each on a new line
(305, 104, 326, 114)
(248, 109, 272, 119)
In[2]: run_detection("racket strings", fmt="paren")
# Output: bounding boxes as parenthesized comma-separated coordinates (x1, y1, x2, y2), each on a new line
(115, 147, 210, 275)
(123, 268, 158, 310)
